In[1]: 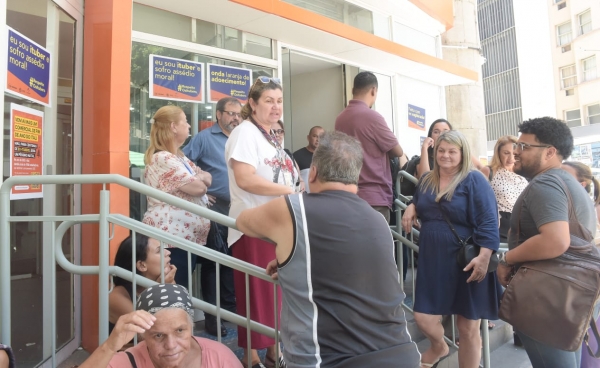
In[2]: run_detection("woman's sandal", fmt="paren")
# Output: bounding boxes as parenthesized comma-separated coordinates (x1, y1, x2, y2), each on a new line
(264, 355, 287, 368)
(421, 354, 448, 368)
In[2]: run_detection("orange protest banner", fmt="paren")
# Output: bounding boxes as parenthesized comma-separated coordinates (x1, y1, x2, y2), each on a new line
(10, 103, 44, 200)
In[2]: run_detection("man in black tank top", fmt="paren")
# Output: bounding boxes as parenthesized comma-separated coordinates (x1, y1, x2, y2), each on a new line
(237, 131, 420, 368)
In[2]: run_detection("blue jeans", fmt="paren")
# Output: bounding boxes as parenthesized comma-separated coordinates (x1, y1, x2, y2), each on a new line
(516, 331, 581, 368)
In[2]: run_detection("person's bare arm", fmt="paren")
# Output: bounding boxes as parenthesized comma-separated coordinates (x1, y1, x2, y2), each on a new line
(479, 166, 491, 181)
(416, 138, 434, 179)
(505, 221, 570, 264)
(179, 175, 208, 196)
(79, 311, 156, 368)
(0, 350, 9, 368)
(236, 197, 294, 263)
(197, 170, 212, 187)
(471, 156, 485, 170)
(231, 159, 294, 196)
(388, 144, 404, 159)
(109, 286, 134, 325)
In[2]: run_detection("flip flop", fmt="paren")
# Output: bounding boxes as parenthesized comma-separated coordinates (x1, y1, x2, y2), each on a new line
(421, 360, 439, 368)
(421, 354, 448, 368)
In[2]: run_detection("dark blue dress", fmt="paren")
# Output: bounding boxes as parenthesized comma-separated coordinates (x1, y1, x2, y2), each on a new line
(413, 171, 502, 320)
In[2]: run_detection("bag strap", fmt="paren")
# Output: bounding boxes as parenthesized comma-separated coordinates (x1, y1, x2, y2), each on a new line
(487, 166, 493, 181)
(126, 351, 138, 368)
(438, 202, 466, 246)
(555, 175, 594, 242)
(585, 318, 600, 358)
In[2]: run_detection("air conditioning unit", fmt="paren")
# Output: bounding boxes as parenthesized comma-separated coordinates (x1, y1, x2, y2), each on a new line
(566, 89, 574, 96)
(558, 2, 566, 9)
(562, 45, 571, 52)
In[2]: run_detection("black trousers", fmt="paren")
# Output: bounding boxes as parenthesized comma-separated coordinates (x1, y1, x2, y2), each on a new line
(198, 199, 237, 321)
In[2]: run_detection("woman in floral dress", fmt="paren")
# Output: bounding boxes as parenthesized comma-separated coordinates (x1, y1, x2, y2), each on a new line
(143, 105, 212, 288)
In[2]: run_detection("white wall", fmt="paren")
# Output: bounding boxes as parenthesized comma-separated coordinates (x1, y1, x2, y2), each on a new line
(394, 75, 444, 158)
(287, 66, 345, 152)
(513, 0, 557, 120)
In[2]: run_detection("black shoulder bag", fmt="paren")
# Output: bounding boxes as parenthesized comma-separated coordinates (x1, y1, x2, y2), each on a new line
(439, 202, 498, 273)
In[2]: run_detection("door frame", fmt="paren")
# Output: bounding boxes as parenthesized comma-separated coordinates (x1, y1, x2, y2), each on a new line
(40, 0, 83, 366)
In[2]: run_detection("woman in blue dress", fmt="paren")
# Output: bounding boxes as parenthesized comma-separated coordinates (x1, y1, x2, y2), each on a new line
(402, 130, 502, 368)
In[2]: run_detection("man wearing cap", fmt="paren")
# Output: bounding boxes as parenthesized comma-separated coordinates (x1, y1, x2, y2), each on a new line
(183, 97, 240, 337)
(80, 284, 241, 368)
(236, 131, 420, 368)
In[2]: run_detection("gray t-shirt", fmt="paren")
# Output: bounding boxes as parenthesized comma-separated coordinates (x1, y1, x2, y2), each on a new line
(508, 168, 596, 250)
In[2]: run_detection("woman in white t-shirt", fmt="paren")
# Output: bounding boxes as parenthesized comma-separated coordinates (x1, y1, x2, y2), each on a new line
(225, 77, 296, 368)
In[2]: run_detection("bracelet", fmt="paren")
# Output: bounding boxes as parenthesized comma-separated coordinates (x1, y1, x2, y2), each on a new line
(499, 252, 513, 267)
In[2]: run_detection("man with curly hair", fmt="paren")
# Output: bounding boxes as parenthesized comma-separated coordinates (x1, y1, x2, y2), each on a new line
(497, 117, 596, 367)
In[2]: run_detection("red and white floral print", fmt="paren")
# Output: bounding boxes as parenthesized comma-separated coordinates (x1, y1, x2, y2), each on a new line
(142, 151, 210, 246)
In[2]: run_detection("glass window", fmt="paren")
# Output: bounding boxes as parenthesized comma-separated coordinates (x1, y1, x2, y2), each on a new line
(195, 20, 273, 59)
(583, 56, 597, 82)
(131, 3, 274, 59)
(132, 3, 192, 41)
(560, 64, 577, 88)
(373, 12, 390, 40)
(565, 109, 581, 127)
(394, 22, 436, 56)
(283, 0, 374, 34)
(129, 42, 274, 220)
(5, 1, 47, 365)
(579, 10, 592, 35)
(557, 22, 572, 46)
(589, 104, 600, 125)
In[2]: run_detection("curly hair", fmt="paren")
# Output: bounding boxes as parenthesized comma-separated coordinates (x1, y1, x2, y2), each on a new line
(518, 117, 573, 158)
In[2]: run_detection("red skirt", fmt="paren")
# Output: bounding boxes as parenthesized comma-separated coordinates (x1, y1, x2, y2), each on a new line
(232, 235, 282, 349)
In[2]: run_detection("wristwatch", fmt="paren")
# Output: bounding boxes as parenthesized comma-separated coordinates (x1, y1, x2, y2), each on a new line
(499, 252, 513, 267)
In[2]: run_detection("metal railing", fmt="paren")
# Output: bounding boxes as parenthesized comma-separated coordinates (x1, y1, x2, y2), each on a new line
(0, 174, 279, 368)
(393, 170, 495, 368)
(0, 172, 499, 368)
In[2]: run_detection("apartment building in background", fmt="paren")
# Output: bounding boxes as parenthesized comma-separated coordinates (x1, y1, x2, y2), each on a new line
(550, 0, 599, 127)
(549, 0, 600, 166)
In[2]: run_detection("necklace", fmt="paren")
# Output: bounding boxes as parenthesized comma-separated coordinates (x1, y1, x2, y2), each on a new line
(249, 117, 296, 187)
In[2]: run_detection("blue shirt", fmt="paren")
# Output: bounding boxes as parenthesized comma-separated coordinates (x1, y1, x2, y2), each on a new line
(182, 123, 230, 202)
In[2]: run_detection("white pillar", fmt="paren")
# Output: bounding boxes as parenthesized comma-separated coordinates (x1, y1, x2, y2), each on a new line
(442, 0, 488, 158)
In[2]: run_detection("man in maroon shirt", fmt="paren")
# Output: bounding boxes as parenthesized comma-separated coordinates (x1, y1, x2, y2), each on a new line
(335, 71, 404, 222)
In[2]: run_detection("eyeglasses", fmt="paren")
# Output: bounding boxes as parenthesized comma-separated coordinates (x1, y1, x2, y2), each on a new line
(273, 129, 285, 135)
(513, 142, 552, 151)
(255, 76, 282, 85)
(222, 111, 241, 118)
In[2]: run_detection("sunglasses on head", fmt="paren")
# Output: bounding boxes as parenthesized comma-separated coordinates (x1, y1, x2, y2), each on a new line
(255, 76, 282, 85)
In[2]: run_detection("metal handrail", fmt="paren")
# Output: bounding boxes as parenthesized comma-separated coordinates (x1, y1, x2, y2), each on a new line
(0, 174, 280, 368)
(0, 172, 495, 368)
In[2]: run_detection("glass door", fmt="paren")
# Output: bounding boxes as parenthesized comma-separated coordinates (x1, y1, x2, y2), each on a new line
(2, 0, 81, 366)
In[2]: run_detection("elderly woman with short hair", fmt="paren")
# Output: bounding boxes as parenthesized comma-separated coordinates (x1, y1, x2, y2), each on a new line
(80, 284, 242, 367)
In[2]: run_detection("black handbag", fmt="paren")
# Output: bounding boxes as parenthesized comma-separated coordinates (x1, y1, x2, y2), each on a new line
(439, 203, 498, 273)
(206, 221, 228, 254)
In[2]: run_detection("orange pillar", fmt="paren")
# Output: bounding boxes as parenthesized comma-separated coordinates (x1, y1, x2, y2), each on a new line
(81, 0, 132, 351)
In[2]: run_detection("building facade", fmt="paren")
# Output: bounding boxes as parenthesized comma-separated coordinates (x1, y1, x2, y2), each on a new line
(478, 0, 557, 142)
(548, 0, 600, 166)
(0, 0, 481, 366)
